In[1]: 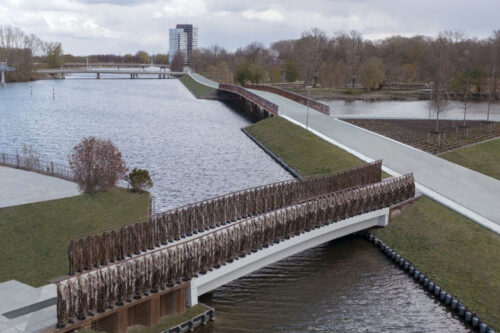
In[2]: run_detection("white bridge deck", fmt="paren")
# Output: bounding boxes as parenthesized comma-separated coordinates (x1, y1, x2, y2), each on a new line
(188, 207, 388, 305)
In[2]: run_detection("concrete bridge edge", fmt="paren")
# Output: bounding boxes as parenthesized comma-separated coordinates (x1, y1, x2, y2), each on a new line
(187, 208, 389, 306)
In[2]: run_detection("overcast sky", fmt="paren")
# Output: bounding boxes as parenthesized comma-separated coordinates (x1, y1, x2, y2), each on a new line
(1, 0, 498, 55)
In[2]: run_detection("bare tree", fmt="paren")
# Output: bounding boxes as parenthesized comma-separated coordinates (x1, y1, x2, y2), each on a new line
(69, 137, 128, 194)
(486, 30, 499, 122)
(171, 51, 185, 72)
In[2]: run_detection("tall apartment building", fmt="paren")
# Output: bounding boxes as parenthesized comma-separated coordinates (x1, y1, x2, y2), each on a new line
(169, 24, 198, 65)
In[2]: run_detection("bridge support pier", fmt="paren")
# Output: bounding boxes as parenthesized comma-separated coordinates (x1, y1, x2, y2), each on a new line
(188, 208, 389, 307)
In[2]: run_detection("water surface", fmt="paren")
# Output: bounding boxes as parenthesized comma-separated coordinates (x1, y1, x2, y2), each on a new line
(326, 99, 500, 121)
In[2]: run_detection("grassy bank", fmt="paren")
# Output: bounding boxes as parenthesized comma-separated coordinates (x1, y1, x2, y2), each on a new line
(372, 197, 500, 329)
(178, 75, 216, 99)
(245, 116, 500, 330)
(0, 188, 150, 287)
(128, 304, 210, 333)
(440, 138, 500, 180)
(245, 117, 365, 176)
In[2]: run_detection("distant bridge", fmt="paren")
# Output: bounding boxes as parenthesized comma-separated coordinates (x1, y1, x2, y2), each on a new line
(36, 69, 186, 80)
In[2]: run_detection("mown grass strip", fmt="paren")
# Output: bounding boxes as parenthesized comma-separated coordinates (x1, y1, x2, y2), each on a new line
(440, 138, 500, 180)
(178, 75, 216, 99)
(0, 187, 150, 287)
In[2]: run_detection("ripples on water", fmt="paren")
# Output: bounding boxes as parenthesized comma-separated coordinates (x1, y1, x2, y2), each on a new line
(0, 78, 292, 210)
(326, 99, 500, 121)
(0, 78, 470, 332)
(199, 237, 470, 333)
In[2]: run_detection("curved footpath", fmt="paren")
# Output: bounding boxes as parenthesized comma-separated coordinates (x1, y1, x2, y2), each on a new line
(247, 89, 500, 233)
(0, 166, 80, 208)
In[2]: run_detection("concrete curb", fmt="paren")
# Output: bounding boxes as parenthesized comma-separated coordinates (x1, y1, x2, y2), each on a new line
(163, 305, 215, 333)
(241, 128, 301, 179)
(360, 232, 496, 333)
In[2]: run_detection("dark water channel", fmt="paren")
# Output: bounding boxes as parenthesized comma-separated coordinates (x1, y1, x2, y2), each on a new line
(0, 78, 469, 332)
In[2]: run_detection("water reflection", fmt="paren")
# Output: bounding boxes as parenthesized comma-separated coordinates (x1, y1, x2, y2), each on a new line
(0, 79, 292, 211)
(199, 237, 470, 333)
(326, 99, 500, 121)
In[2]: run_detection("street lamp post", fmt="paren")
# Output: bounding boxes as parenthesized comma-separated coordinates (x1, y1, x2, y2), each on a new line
(306, 85, 312, 130)
(428, 82, 434, 119)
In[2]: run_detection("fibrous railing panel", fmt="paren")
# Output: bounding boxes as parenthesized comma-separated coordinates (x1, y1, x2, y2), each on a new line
(57, 173, 414, 328)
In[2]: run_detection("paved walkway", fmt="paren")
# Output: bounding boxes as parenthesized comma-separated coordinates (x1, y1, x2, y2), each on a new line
(0, 166, 80, 209)
(0, 281, 56, 333)
(248, 89, 500, 232)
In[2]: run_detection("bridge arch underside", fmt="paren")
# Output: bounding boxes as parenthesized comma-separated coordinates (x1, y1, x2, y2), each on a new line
(216, 90, 273, 120)
(188, 207, 388, 306)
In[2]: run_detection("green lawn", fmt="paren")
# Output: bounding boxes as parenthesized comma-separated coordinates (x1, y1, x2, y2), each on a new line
(0, 188, 150, 287)
(440, 138, 500, 180)
(246, 116, 500, 331)
(372, 197, 500, 330)
(178, 75, 216, 99)
(245, 117, 366, 176)
(128, 304, 210, 333)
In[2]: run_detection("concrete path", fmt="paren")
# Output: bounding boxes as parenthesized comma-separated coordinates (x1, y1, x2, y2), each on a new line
(0, 166, 80, 209)
(0, 281, 56, 333)
(249, 89, 500, 233)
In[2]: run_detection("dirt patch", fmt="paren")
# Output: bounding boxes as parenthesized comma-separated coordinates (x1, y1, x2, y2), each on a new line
(345, 119, 500, 154)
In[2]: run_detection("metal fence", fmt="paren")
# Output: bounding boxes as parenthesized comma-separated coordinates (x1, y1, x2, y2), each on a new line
(0, 152, 74, 181)
(219, 83, 279, 116)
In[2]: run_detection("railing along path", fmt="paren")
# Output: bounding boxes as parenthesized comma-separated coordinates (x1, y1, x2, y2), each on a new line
(55, 172, 415, 328)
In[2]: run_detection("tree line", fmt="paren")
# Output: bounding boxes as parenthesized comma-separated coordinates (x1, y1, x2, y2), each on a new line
(192, 28, 500, 100)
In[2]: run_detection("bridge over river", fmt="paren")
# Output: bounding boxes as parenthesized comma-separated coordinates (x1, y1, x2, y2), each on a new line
(52, 161, 415, 332)
(37, 68, 186, 80)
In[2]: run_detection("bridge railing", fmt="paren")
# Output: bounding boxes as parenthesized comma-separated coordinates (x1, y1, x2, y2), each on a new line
(219, 83, 279, 116)
(0, 152, 74, 181)
(66, 161, 383, 274)
(244, 83, 330, 116)
(55, 173, 415, 328)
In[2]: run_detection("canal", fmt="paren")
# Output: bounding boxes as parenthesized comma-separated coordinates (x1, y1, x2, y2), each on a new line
(0, 78, 470, 332)
(326, 99, 500, 121)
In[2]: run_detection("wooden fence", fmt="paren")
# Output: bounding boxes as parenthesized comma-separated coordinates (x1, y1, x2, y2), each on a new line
(244, 84, 331, 116)
(218, 83, 279, 116)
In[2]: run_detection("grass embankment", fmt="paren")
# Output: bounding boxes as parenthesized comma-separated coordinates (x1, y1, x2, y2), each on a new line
(0, 188, 150, 287)
(128, 304, 210, 333)
(440, 138, 500, 180)
(178, 75, 216, 99)
(245, 116, 500, 330)
(372, 197, 500, 329)
(245, 116, 365, 176)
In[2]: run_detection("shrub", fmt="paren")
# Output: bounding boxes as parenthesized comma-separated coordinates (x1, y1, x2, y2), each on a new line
(125, 168, 153, 192)
(69, 137, 127, 194)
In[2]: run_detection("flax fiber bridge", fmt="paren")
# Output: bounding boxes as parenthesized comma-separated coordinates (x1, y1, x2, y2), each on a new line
(52, 161, 415, 332)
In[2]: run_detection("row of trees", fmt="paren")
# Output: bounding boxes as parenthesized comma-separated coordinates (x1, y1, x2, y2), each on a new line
(63, 51, 170, 65)
(0, 25, 63, 81)
(192, 28, 500, 100)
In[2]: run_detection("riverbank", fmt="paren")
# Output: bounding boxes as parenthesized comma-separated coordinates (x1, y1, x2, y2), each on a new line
(178, 75, 217, 99)
(287, 87, 425, 101)
(0, 187, 150, 287)
(244, 116, 500, 331)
